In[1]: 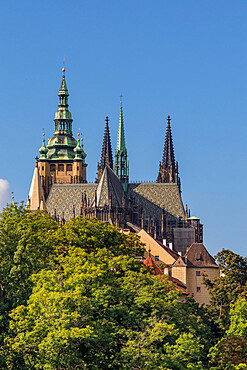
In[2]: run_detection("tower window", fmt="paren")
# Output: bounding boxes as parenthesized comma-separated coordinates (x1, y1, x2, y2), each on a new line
(67, 164, 72, 171)
(58, 164, 64, 172)
(155, 256, 159, 261)
(197, 287, 201, 292)
(50, 164, 56, 172)
(196, 271, 201, 277)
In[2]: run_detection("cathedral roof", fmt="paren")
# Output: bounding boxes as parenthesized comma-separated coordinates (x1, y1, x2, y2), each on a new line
(46, 166, 124, 220)
(46, 180, 185, 223)
(94, 165, 124, 208)
(46, 183, 97, 220)
(129, 182, 185, 220)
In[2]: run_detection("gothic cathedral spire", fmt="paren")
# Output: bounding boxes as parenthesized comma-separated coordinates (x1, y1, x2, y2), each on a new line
(157, 116, 180, 189)
(114, 99, 129, 192)
(96, 116, 113, 182)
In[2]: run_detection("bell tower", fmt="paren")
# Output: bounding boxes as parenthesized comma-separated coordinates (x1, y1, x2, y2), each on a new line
(37, 66, 87, 200)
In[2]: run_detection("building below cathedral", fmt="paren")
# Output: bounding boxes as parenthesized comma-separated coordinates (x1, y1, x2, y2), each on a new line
(27, 67, 219, 304)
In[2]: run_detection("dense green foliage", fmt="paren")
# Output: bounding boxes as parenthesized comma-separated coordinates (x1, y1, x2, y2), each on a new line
(0, 204, 246, 369)
(204, 249, 247, 330)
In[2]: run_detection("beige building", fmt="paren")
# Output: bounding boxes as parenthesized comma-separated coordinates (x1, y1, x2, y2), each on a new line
(137, 230, 219, 305)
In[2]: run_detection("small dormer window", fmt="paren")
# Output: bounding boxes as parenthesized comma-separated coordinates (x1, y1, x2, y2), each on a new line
(155, 256, 159, 262)
(196, 253, 203, 262)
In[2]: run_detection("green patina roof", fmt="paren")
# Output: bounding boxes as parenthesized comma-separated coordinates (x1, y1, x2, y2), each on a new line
(115, 103, 127, 154)
(58, 73, 69, 96)
(39, 68, 87, 163)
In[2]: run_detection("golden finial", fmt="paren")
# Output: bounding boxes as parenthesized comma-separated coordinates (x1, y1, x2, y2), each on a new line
(120, 94, 123, 106)
(62, 58, 65, 73)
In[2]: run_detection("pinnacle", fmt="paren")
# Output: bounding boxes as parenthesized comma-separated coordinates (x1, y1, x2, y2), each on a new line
(97, 116, 113, 182)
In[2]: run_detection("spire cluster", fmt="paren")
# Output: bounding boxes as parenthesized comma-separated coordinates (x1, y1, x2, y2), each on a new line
(35, 66, 182, 201)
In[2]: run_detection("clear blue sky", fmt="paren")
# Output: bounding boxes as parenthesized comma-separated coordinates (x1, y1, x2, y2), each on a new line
(0, 0, 246, 257)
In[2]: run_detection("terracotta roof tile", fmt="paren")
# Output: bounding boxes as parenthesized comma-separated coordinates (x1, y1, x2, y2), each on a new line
(143, 257, 188, 295)
(144, 257, 163, 275)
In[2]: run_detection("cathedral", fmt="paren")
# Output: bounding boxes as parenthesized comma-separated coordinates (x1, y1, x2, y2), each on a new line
(28, 67, 218, 304)
(28, 67, 203, 256)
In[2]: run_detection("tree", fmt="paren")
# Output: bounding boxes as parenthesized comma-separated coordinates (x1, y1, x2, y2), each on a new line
(228, 298, 247, 339)
(52, 216, 144, 257)
(208, 335, 247, 369)
(0, 204, 58, 367)
(6, 246, 210, 369)
(204, 249, 247, 329)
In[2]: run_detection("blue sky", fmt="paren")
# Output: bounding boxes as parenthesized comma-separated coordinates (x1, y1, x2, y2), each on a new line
(0, 0, 246, 257)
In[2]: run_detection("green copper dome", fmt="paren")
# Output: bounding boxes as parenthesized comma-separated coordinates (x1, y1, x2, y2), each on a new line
(39, 133, 48, 159)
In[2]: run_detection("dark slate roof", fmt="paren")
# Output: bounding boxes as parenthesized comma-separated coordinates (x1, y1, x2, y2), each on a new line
(46, 180, 184, 223)
(94, 166, 124, 208)
(129, 183, 185, 220)
(46, 183, 97, 221)
(185, 243, 218, 268)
